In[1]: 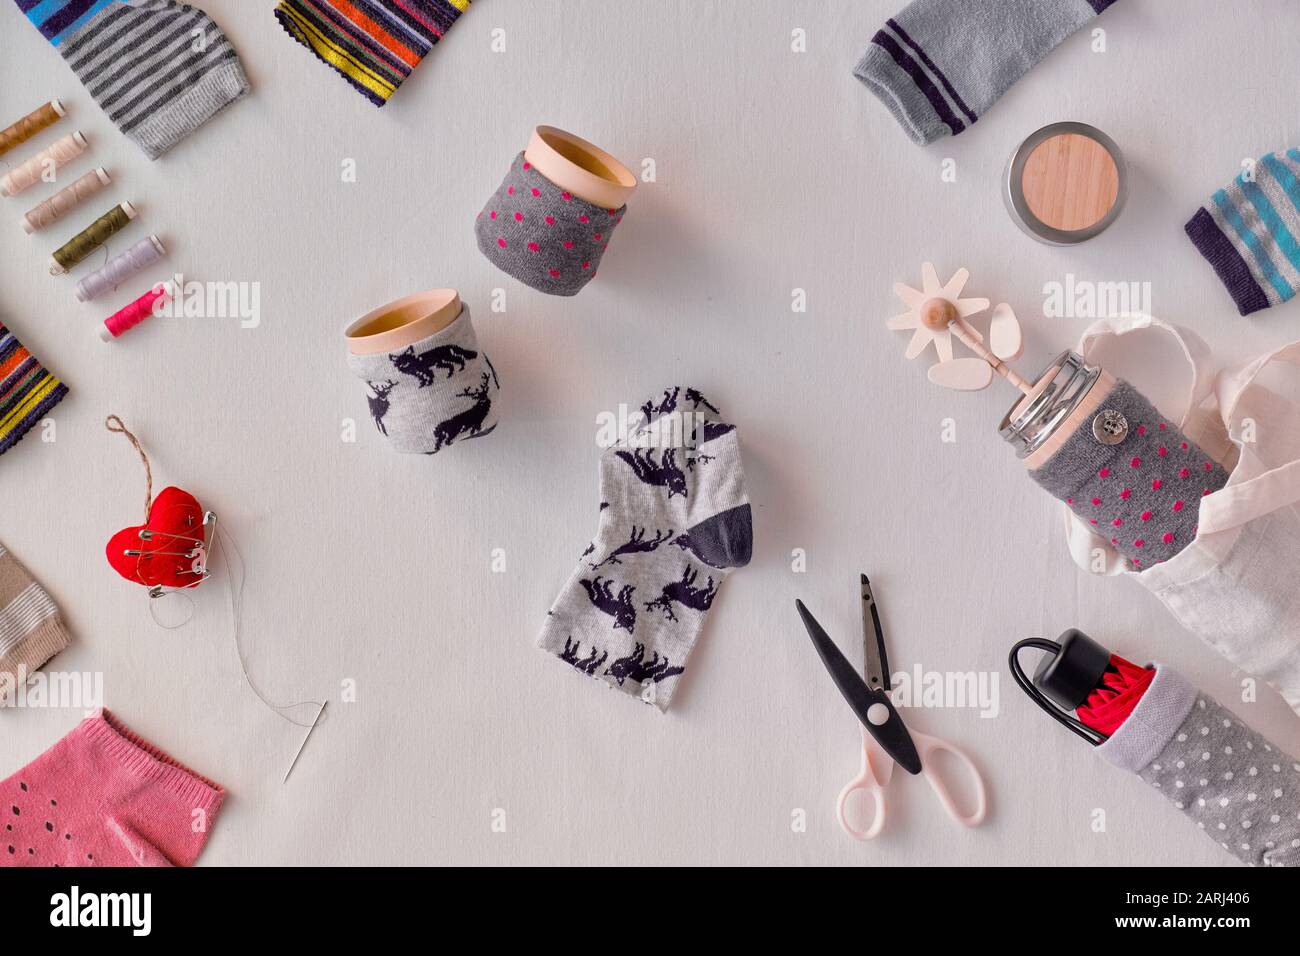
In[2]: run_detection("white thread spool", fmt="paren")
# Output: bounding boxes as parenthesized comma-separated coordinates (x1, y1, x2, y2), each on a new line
(21, 167, 111, 234)
(75, 234, 165, 302)
(0, 130, 88, 197)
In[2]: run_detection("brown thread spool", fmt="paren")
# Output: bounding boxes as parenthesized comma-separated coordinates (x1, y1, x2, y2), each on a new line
(0, 131, 88, 197)
(0, 100, 65, 158)
(49, 201, 137, 275)
(21, 167, 110, 235)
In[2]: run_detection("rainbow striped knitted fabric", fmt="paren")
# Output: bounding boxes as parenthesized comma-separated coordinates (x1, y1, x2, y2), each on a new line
(1185, 149, 1300, 316)
(274, 0, 470, 107)
(0, 324, 67, 458)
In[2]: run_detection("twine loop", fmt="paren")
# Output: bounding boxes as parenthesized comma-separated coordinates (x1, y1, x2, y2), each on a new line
(105, 414, 153, 521)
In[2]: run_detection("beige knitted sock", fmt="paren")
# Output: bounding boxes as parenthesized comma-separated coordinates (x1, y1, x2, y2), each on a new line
(0, 541, 72, 704)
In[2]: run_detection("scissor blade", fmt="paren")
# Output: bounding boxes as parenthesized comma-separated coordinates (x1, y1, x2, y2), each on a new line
(860, 573, 890, 692)
(797, 599, 883, 731)
(797, 598, 923, 776)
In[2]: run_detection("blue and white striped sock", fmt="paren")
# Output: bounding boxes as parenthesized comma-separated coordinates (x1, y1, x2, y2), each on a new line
(14, 0, 250, 160)
(1185, 149, 1300, 317)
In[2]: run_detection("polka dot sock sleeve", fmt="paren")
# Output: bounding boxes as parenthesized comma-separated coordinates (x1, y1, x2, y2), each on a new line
(1097, 666, 1300, 867)
(475, 153, 626, 297)
(1029, 380, 1230, 569)
(1, 709, 223, 867)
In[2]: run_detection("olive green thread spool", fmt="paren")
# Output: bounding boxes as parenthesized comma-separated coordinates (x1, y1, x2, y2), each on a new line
(49, 201, 136, 275)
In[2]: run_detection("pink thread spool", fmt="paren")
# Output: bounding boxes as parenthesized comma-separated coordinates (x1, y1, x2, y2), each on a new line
(0, 131, 88, 197)
(99, 282, 170, 342)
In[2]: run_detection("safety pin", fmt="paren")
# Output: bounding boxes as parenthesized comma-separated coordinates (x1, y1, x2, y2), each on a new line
(137, 510, 217, 546)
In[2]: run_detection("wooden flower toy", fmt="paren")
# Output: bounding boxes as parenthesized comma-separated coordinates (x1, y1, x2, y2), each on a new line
(888, 262, 1029, 393)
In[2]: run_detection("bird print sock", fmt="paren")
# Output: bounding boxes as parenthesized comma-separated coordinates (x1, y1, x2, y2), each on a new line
(346, 302, 500, 455)
(537, 387, 752, 711)
(274, 0, 470, 107)
(14, 0, 251, 161)
(854, 0, 1118, 146)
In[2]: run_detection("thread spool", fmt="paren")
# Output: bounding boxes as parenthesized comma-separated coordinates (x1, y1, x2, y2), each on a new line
(49, 201, 136, 275)
(21, 167, 110, 234)
(74, 235, 165, 302)
(100, 281, 170, 342)
(0, 100, 65, 158)
(0, 130, 88, 197)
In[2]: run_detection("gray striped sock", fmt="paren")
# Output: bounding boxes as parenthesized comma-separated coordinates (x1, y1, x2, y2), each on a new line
(22, 1, 250, 161)
(853, 0, 1118, 146)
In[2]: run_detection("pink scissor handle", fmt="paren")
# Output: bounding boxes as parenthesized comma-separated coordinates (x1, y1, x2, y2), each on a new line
(912, 728, 988, 827)
(836, 727, 894, 840)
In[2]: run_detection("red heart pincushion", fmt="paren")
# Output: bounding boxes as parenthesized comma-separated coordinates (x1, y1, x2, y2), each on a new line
(105, 486, 207, 589)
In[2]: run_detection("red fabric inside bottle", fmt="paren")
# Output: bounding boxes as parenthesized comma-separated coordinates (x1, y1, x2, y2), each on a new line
(1075, 654, 1155, 736)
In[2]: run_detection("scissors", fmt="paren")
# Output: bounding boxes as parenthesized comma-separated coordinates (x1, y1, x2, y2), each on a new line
(796, 574, 988, 840)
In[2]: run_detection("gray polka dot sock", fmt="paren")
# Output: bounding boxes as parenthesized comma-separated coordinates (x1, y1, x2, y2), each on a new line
(1030, 381, 1229, 569)
(1098, 665, 1300, 867)
(537, 387, 752, 711)
(474, 153, 626, 297)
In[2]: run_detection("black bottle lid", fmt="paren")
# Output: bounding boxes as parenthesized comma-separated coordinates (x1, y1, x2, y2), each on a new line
(1033, 628, 1112, 711)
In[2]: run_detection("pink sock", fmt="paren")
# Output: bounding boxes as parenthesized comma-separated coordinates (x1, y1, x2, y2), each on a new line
(2, 709, 223, 867)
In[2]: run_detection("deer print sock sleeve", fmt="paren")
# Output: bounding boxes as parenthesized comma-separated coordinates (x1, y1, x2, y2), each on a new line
(854, 0, 1118, 146)
(1, 709, 224, 867)
(15, 0, 250, 160)
(537, 387, 753, 711)
(347, 302, 500, 455)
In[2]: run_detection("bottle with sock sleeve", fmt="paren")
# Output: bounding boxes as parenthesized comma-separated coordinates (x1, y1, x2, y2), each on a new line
(345, 289, 500, 456)
(476, 127, 637, 297)
(998, 318, 1300, 717)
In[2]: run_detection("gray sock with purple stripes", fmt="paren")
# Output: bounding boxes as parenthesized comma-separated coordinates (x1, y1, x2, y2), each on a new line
(854, 0, 1118, 146)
